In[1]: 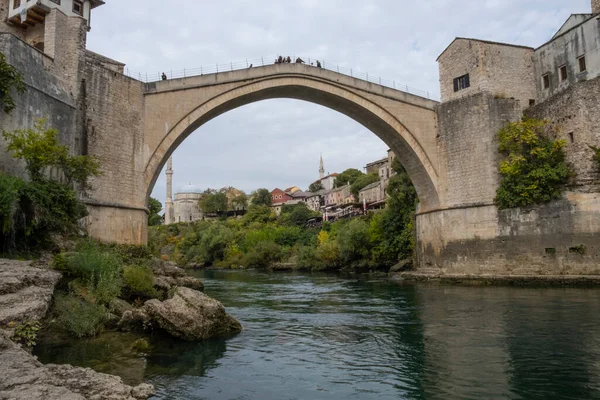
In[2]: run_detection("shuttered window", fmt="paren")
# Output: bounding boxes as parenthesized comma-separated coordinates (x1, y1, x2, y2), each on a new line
(453, 74, 470, 92)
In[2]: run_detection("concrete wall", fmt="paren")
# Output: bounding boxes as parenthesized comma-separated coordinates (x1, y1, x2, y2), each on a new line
(534, 16, 600, 102)
(438, 39, 536, 109)
(526, 76, 600, 191)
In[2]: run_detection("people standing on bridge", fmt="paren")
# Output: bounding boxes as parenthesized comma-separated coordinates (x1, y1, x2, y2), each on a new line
(296, 57, 304, 64)
(286, 56, 291, 63)
(278, 55, 283, 64)
(161, 72, 167, 80)
(316, 60, 322, 68)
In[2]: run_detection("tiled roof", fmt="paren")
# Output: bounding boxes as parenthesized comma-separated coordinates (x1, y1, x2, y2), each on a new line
(360, 181, 381, 192)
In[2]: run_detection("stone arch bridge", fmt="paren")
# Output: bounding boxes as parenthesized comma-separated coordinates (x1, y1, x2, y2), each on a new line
(84, 63, 453, 244)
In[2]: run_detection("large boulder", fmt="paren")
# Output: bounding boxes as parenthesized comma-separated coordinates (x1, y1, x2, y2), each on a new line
(0, 337, 154, 400)
(0, 259, 61, 327)
(143, 287, 241, 341)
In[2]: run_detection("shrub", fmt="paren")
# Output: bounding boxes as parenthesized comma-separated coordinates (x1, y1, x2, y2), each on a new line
(337, 218, 371, 264)
(590, 145, 600, 172)
(123, 265, 158, 299)
(244, 241, 282, 269)
(496, 118, 571, 209)
(296, 246, 323, 271)
(315, 239, 341, 270)
(60, 241, 123, 305)
(13, 321, 41, 347)
(55, 295, 108, 338)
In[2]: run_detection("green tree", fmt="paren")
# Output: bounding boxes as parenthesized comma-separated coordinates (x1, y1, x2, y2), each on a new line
(495, 118, 571, 209)
(350, 173, 379, 199)
(251, 188, 272, 206)
(199, 190, 228, 213)
(337, 218, 371, 263)
(148, 197, 162, 226)
(0, 52, 26, 114)
(243, 204, 276, 225)
(231, 193, 248, 210)
(280, 202, 317, 227)
(334, 168, 363, 188)
(2, 119, 100, 186)
(308, 181, 324, 193)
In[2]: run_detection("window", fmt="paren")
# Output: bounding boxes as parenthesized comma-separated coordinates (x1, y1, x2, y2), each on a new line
(568, 132, 574, 144)
(453, 73, 470, 92)
(578, 55, 586, 73)
(542, 74, 550, 89)
(529, 99, 536, 107)
(13, 0, 21, 9)
(73, 0, 83, 16)
(559, 65, 568, 81)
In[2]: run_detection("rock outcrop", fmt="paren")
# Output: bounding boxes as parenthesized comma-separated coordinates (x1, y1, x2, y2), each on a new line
(0, 259, 61, 327)
(0, 337, 154, 399)
(143, 287, 241, 341)
(151, 259, 204, 294)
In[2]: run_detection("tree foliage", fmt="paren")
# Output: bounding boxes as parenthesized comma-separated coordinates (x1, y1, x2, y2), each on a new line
(350, 173, 380, 199)
(308, 181, 324, 193)
(231, 193, 248, 210)
(0, 52, 26, 114)
(2, 119, 101, 187)
(495, 118, 571, 209)
(590, 145, 600, 173)
(334, 168, 363, 188)
(251, 188, 272, 206)
(199, 190, 228, 213)
(148, 197, 162, 226)
(279, 202, 318, 227)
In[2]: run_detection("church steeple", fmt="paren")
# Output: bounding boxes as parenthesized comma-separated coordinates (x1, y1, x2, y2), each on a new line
(319, 154, 325, 180)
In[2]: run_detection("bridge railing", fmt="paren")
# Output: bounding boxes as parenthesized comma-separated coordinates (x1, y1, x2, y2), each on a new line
(124, 55, 440, 101)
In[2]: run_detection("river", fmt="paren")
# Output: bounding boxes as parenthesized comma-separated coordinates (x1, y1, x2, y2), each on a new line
(35, 270, 600, 399)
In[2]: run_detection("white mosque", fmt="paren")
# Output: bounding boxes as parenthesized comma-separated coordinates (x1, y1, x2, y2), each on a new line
(164, 157, 204, 224)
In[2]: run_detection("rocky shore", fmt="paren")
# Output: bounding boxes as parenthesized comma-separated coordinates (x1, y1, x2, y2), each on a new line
(0, 258, 242, 399)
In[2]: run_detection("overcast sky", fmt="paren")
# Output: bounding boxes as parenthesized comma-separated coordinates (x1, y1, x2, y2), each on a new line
(86, 0, 590, 206)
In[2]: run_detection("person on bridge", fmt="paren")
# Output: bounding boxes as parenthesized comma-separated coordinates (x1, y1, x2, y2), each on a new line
(161, 72, 167, 80)
(296, 57, 305, 64)
(278, 55, 283, 64)
(286, 56, 291, 63)
(316, 60, 322, 68)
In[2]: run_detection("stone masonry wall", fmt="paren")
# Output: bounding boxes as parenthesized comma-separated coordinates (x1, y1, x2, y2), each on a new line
(593, 0, 600, 14)
(0, 1, 25, 40)
(438, 39, 537, 109)
(436, 92, 522, 208)
(526, 76, 600, 191)
(0, 33, 78, 178)
(81, 58, 147, 244)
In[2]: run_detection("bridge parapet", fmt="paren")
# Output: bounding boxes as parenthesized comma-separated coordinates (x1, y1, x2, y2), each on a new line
(143, 63, 439, 108)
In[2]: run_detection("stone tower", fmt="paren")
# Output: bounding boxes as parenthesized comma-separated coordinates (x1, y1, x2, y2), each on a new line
(165, 157, 174, 224)
(593, 0, 600, 14)
(319, 154, 325, 180)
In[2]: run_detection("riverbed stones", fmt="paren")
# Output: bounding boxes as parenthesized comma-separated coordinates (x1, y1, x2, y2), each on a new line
(143, 287, 242, 341)
(151, 259, 204, 294)
(0, 337, 154, 400)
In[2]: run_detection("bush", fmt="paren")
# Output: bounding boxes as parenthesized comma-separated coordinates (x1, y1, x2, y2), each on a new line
(244, 241, 282, 269)
(337, 218, 371, 264)
(296, 246, 323, 271)
(55, 295, 108, 338)
(496, 119, 571, 209)
(591, 145, 600, 172)
(123, 265, 158, 299)
(59, 241, 123, 305)
(13, 321, 41, 347)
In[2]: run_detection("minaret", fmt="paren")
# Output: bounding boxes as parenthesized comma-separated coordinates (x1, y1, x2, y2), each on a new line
(319, 154, 325, 180)
(165, 157, 174, 224)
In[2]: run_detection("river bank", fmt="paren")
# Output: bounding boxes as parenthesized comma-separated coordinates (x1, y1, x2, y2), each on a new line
(394, 271, 600, 286)
(0, 258, 154, 399)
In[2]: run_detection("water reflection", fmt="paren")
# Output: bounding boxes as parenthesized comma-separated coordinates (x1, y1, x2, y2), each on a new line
(35, 270, 600, 400)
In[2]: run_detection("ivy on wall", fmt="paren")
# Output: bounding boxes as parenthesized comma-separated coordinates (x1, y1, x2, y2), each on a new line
(495, 118, 571, 209)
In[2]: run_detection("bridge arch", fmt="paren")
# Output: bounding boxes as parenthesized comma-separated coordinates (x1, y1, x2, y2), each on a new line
(144, 73, 441, 211)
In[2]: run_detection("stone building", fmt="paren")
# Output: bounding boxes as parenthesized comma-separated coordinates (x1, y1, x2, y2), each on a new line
(365, 157, 387, 175)
(359, 181, 384, 204)
(173, 184, 203, 223)
(271, 188, 293, 204)
(4, 0, 103, 52)
(437, 38, 537, 109)
(535, 12, 600, 101)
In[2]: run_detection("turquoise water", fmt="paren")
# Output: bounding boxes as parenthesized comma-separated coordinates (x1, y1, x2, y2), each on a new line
(36, 270, 600, 399)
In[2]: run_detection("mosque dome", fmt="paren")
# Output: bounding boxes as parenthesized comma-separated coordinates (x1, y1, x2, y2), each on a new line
(177, 183, 203, 194)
